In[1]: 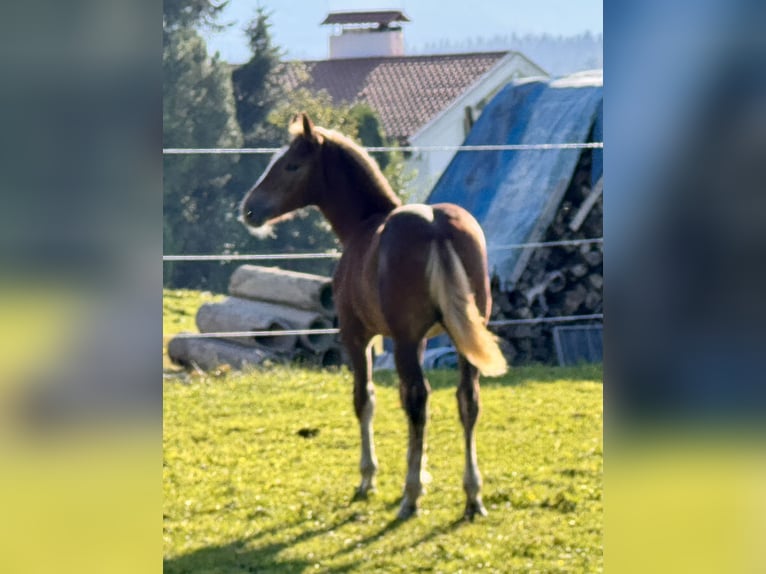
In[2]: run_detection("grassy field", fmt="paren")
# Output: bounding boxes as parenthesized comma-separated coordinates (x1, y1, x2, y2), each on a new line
(163, 290, 603, 573)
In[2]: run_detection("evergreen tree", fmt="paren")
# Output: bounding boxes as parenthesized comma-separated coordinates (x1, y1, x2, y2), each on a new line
(231, 7, 285, 145)
(163, 25, 244, 291)
(163, 0, 228, 34)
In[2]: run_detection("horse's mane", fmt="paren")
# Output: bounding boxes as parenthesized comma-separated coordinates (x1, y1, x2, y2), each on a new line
(312, 126, 402, 211)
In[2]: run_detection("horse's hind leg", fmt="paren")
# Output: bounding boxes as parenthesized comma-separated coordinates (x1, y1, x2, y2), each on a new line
(394, 339, 430, 519)
(457, 355, 488, 519)
(342, 326, 378, 499)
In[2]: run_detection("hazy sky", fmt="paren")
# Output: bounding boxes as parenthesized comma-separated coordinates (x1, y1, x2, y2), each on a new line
(202, 0, 603, 63)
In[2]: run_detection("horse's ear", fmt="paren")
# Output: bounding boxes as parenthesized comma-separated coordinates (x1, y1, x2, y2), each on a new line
(288, 112, 319, 144)
(301, 113, 315, 138)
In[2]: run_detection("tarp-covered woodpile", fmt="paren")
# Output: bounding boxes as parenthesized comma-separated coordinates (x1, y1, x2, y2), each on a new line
(168, 266, 343, 371)
(427, 70, 603, 365)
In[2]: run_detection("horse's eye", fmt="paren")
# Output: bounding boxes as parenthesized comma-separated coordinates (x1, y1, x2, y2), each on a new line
(285, 163, 300, 172)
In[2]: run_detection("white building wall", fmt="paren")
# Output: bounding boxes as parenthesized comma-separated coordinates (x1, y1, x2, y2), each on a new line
(329, 30, 404, 59)
(405, 54, 547, 203)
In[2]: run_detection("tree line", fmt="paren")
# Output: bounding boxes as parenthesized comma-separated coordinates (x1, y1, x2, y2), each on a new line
(412, 31, 603, 77)
(163, 2, 411, 292)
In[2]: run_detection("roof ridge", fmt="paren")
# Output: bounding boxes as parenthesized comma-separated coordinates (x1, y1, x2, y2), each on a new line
(286, 51, 512, 65)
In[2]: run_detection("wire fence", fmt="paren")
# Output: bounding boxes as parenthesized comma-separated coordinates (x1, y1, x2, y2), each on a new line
(163, 141, 604, 342)
(164, 235, 604, 340)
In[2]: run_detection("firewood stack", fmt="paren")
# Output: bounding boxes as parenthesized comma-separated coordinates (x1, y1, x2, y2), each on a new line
(489, 149, 603, 365)
(168, 265, 344, 371)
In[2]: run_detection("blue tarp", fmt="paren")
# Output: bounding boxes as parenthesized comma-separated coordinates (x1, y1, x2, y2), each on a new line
(426, 70, 603, 286)
(373, 346, 459, 371)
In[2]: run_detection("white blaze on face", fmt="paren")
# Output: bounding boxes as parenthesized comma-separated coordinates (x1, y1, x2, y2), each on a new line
(253, 145, 289, 188)
(239, 146, 289, 236)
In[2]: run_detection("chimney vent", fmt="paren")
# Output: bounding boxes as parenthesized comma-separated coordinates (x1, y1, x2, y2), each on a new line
(321, 10, 410, 59)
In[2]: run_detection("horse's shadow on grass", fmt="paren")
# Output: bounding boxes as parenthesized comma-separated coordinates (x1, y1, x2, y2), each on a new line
(164, 537, 314, 574)
(163, 502, 468, 573)
(163, 513, 360, 574)
(329, 508, 467, 561)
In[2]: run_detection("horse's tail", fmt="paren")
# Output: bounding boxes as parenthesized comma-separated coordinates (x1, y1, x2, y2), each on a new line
(426, 240, 508, 377)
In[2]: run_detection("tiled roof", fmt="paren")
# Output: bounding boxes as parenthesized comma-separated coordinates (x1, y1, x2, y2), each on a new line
(280, 52, 511, 143)
(321, 11, 410, 26)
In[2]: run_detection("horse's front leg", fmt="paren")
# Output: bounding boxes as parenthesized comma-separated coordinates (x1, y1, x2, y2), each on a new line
(457, 356, 488, 519)
(395, 339, 430, 519)
(342, 327, 378, 499)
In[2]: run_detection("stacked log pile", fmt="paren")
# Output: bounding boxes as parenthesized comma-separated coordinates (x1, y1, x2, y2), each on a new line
(168, 265, 343, 371)
(489, 149, 603, 365)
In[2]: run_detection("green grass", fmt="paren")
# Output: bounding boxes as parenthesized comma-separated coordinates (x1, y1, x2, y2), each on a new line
(163, 289, 603, 572)
(163, 288, 225, 334)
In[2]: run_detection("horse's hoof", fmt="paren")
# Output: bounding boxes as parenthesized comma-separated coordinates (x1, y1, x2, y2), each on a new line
(397, 501, 418, 520)
(352, 486, 375, 502)
(464, 501, 488, 521)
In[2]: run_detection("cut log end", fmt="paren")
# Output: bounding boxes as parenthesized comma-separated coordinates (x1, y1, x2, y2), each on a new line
(318, 283, 335, 315)
(299, 316, 335, 353)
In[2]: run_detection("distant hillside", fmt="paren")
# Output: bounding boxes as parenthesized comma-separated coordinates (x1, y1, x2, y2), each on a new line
(410, 32, 602, 77)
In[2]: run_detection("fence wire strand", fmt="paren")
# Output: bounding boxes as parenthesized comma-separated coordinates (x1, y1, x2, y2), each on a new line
(163, 252, 341, 262)
(171, 313, 603, 340)
(164, 237, 602, 262)
(163, 142, 603, 155)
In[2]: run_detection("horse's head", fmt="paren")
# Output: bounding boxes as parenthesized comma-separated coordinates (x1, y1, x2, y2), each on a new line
(239, 112, 324, 236)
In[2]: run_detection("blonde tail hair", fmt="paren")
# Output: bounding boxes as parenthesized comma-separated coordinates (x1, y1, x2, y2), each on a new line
(426, 241, 508, 377)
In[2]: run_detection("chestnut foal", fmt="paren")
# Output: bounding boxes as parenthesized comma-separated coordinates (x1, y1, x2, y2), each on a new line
(240, 113, 507, 519)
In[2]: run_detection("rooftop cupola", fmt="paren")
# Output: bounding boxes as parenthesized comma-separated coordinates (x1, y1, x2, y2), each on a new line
(321, 10, 411, 59)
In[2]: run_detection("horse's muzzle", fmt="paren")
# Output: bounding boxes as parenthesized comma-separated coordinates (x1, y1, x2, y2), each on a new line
(240, 201, 266, 227)
(242, 208, 257, 226)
